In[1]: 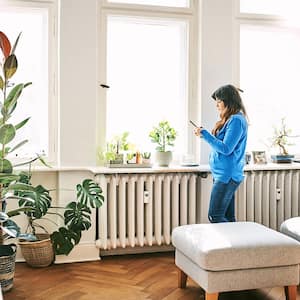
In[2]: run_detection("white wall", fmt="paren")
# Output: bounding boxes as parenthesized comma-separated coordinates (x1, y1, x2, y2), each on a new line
(58, 0, 236, 165)
(59, 0, 99, 166)
(200, 0, 236, 163)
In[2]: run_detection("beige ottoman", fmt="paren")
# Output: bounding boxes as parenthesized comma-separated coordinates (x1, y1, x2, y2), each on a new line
(172, 222, 300, 300)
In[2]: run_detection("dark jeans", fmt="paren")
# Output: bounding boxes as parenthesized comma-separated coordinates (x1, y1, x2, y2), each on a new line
(208, 179, 241, 223)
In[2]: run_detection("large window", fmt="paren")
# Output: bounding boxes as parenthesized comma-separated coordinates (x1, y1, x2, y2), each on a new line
(0, 1, 56, 162)
(238, 1, 300, 157)
(99, 1, 198, 162)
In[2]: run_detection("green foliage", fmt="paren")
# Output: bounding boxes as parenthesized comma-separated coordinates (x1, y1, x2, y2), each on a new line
(149, 120, 177, 152)
(0, 31, 105, 256)
(101, 131, 135, 163)
(269, 118, 299, 155)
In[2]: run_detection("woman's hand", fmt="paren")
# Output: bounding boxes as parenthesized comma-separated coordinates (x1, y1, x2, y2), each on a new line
(194, 126, 203, 137)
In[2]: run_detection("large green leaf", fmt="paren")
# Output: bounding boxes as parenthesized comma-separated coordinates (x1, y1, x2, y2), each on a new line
(0, 159, 13, 174)
(4, 54, 17, 80)
(64, 201, 91, 231)
(51, 227, 81, 255)
(0, 124, 15, 145)
(17, 184, 51, 219)
(76, 179, 104, 208)
(3, 83, 28, 117)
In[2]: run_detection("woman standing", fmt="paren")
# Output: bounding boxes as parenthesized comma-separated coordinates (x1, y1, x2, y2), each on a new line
(194, 84, 248, 223)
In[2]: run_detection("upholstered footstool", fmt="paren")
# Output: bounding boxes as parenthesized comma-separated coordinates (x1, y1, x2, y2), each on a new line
(172, 221, 300, 300)
(280, 217, 300, 242)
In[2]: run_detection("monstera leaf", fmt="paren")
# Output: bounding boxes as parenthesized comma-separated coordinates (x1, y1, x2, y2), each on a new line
(64, 201, 91, 231)
(17, 184, 51, 219)
(51, 227, 81, 255)
(76, 179, 104, 208)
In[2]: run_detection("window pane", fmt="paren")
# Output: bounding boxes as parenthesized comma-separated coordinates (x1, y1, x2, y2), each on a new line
(0, 8, 49, 158)
(240, 24, 300, 155)
(240, 0, 300, 16)
(106, 16, 189, 158)
(107, 0, 189, 8)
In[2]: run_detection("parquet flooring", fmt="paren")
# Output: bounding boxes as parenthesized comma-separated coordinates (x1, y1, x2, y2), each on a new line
(3, 252, 300, 300)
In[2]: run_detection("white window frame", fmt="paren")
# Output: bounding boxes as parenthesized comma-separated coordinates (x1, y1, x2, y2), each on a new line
(96, 0, 200, 162)
(0, 0, 58, 165)
(233, 0, 300, 155)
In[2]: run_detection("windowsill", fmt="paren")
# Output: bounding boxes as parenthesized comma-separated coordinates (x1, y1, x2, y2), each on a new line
(19, 162, 300, 174)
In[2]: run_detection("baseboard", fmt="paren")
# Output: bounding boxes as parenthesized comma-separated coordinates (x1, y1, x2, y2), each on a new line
(99, 245, 174, 257)
(54, 242, 101, 264)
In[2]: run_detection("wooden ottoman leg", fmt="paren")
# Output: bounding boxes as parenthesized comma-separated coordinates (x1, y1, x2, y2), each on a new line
(205, 292, 219, 300)
(177, 267, 187, 288)
(284, 285, 297, 300)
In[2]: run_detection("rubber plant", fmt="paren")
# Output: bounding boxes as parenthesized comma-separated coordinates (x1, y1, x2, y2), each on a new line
(0, 31, 104, 258)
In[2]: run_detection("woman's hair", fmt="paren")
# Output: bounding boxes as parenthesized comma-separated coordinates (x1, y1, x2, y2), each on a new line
(211, 84, 247, 135)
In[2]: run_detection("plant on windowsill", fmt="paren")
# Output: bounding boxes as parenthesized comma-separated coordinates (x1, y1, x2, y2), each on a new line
(149, 120, 177, 167)
(269, 118, 299, 163)
(0, 31, 104, 277)
(100, 131, 135, 166)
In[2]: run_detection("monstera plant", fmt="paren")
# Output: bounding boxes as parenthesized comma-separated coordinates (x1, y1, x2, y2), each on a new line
(0, 31, 104, 276)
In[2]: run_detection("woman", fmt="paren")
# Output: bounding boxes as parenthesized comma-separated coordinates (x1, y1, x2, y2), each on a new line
(194, 84, 248, 223)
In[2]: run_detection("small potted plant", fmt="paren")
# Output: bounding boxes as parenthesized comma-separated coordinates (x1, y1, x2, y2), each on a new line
(269, 118, 299, 163)
(149, 120, 177, 166)
(102, 132, 134, 166)
(142, 152, 151, 165)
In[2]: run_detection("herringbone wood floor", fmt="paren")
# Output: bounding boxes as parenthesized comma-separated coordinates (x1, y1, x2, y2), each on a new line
(3, 252, 300, 300)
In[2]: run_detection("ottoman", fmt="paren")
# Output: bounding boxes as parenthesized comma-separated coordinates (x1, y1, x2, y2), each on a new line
(172, 221, 300, 300)
(280, 217, 300, 242)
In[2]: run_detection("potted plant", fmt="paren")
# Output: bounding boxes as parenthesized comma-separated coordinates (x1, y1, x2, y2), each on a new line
(142, 152, 151, 164)
(16, 170, 104, 267)
(101, 131, 134, 166)
(269, 118, 299, 163)
(149, 120, 177, 166)
(0, 31, 104, 290)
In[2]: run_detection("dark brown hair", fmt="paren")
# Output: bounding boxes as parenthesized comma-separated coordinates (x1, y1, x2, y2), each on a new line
(211, 84, 247, 135)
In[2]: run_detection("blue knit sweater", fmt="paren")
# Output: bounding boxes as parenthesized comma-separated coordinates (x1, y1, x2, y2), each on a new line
(201, 113, 248, 183)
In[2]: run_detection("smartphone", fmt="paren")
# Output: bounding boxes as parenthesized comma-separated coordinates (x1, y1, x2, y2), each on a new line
(189, 120, 199, 128)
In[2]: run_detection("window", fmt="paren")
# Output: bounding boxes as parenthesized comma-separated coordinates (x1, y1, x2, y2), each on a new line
(238, 1, 300, 155)
(99, 1, 198, 162)
(0, 1, 56, 161)
(107, 0, 190, 8)
(240, 0, 300, 16)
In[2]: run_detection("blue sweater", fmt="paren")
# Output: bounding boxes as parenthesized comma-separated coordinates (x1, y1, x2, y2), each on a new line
(201, 113, 248, 183)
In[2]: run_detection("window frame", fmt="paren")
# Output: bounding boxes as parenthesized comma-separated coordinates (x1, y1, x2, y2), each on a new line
(234, 0, 300, 155)
(0, 0, 58, 165)
(96, 0, 200, 163)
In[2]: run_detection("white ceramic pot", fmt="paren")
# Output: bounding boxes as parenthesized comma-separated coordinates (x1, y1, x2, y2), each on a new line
(155, 151, 172, 166)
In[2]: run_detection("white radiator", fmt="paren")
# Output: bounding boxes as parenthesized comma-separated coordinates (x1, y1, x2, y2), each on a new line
(236, 169, 300, 230)
(95, 172, 206, 252)
(95, 169, 300, 254)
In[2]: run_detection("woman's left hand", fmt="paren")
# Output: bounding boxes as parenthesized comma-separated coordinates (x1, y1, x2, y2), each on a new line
(194, 127, 203, 137)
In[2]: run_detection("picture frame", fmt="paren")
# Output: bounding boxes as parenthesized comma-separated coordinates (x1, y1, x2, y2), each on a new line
(252, 151, 267, 164)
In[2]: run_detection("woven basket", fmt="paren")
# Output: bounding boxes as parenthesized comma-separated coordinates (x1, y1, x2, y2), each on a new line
(0, 244, 17, 293)
(19, 234, 55, 268)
